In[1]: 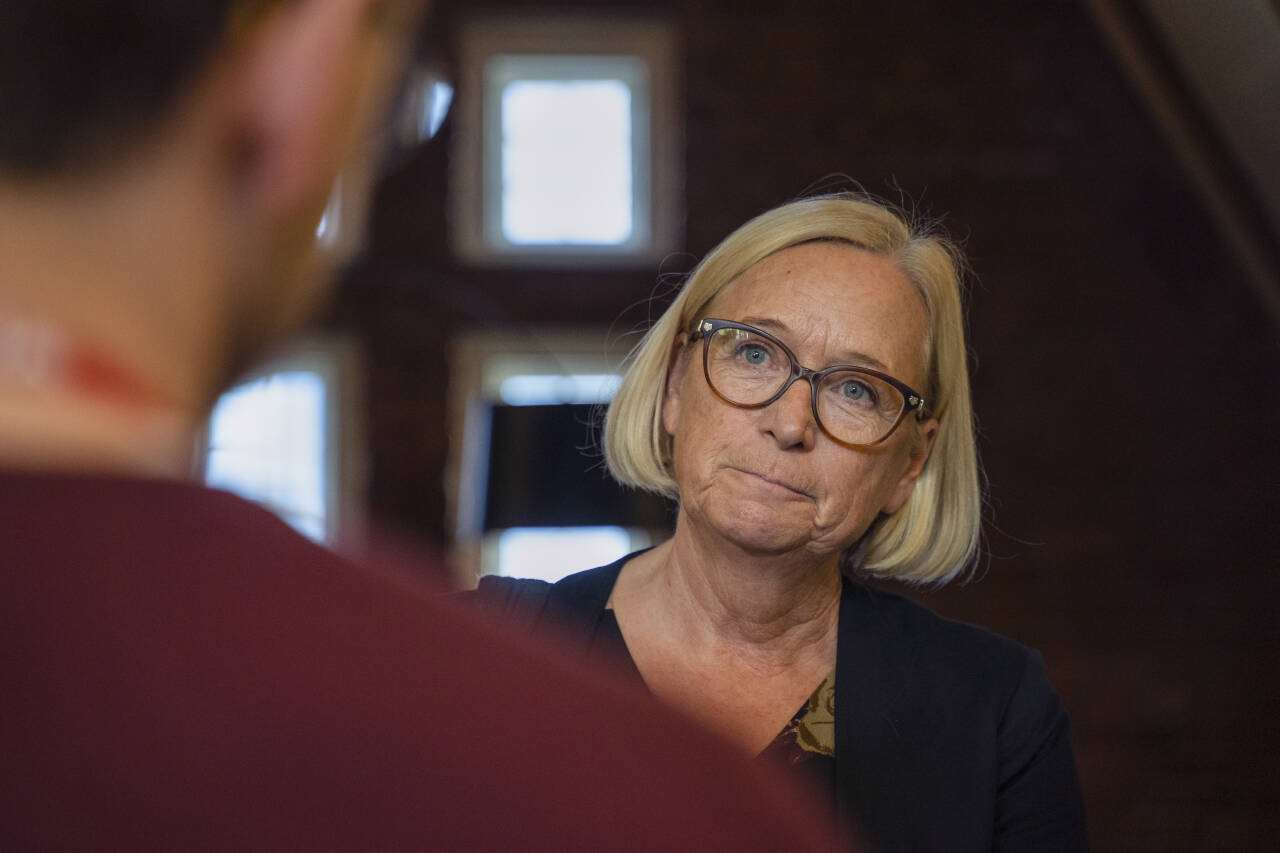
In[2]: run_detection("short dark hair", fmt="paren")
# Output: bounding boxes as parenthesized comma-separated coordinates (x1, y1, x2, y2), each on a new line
(0, 1, 240, 176)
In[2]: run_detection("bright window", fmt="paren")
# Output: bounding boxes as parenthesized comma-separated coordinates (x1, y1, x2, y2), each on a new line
(498, 372, 622, 406)
(482, 370, 647, 582)
(500, 75, 634, 245)
(452, 17, 680, 267)
(200, 339, 362, 549)
(447, 329, 667, 586)
(205, 372, 328, 541)
(497, 526, 633, 582)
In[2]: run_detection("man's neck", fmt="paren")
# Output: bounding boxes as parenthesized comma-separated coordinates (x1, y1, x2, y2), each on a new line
(0, 140, 229, 478)
(0, 390, 196, 478)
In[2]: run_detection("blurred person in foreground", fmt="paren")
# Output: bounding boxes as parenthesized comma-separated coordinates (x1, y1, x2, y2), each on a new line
(473, 195, 1090, 852)
(0, 2, 845, 849)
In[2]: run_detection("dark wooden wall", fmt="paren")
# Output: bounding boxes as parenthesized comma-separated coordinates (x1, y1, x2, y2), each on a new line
(328, 1, 1280, 848)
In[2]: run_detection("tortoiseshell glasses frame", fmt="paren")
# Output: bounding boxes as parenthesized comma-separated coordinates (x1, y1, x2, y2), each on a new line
(689, 318, 928, 449)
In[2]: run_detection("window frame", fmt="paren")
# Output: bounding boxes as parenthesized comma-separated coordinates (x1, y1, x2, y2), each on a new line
(194, 336, 367, 551)
(451, 15, 681, 268)
(446, 327, 654, 587)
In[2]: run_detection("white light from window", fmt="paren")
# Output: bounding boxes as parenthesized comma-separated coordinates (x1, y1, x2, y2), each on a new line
(315, 178, 342, 244)
(500, 79, 632, 245)
(205, 371, 327, 542)
(426, 80, 455, 139)
(497, 526, 632, 582)
(499, 373, 622, 405)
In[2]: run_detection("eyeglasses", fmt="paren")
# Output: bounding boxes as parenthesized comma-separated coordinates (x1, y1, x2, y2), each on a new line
(689, 318, 928, 448)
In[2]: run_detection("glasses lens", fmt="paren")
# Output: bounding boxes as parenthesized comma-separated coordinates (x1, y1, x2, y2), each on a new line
(815, 369, 906, 445)
(705, 327, 792, 405)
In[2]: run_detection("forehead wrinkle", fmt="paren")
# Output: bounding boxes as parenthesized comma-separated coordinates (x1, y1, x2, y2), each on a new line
(736, 314, 892, 373)
(710, 243, 928, 385)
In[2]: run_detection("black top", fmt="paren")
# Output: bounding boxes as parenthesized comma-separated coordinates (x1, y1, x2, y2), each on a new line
(471, 552, 1090, 853)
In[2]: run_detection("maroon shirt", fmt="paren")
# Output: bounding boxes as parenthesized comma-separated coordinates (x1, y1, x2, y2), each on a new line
(0, 471, 843, 851)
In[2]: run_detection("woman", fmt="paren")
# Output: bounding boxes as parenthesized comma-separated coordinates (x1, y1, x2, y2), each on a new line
(473, 193, 1088, 852)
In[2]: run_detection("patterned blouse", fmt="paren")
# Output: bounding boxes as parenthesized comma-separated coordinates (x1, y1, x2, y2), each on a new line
(756, 670, 837, 809)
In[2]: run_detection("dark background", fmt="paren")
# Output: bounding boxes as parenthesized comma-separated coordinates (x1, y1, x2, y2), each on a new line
(327, 1, 1280, 848)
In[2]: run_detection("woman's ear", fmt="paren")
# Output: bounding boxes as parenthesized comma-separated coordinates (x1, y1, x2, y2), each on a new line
(882, 417, 939, 515)
(660, 332, 692, 436)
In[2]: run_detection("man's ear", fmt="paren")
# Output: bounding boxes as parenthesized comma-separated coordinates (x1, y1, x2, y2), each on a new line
(233, 0, 376, 221)
(882, 417, 939, 515)
(660, 333, 692, 436)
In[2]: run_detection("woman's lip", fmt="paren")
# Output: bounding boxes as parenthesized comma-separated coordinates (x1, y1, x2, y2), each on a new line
(732, 467, 812, 498)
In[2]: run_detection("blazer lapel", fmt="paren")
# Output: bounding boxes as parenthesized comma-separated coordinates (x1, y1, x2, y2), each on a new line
(834, 579, 917, 835)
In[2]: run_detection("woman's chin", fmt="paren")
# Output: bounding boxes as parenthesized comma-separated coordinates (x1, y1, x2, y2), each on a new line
(701, 507, 814, 557)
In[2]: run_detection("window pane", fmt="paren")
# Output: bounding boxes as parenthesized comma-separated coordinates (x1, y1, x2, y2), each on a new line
(205, 371, 328, 542)
(498, 372, 622, 405)
(501, 79, 632, 245)
(497, 527, 632, 582)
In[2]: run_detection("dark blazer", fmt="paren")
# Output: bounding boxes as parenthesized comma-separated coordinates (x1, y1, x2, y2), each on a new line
(475, 555, 1090, 853)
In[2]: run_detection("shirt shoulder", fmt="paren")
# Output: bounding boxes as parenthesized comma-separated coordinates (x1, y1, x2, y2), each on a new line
(842, 580, 1038, 689)
(3, 475, 845, 851)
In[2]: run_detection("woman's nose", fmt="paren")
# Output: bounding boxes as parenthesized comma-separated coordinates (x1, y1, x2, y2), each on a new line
(763, 377, 818, 450)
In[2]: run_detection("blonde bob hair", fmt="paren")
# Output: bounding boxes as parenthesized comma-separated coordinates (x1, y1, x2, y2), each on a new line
(604, 193, 980, 585)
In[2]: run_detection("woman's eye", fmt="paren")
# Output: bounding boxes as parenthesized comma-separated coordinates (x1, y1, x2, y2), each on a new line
(841, 380, 871, 401)
(739, 344, 770, 365)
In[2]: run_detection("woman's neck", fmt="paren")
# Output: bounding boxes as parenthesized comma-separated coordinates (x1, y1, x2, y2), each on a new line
(619, 519, 843, 671)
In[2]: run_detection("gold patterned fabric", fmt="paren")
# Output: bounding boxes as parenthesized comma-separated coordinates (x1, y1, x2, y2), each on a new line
(758, 669, 836, 761)
(792, 670, 836, 756)
(756, 669, 837, 814)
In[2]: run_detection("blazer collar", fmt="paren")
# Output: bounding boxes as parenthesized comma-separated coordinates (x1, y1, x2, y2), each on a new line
(834, 578, 917, 816)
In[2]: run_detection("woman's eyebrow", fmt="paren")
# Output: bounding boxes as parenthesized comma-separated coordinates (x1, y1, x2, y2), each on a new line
(739, 315, 891, 371)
